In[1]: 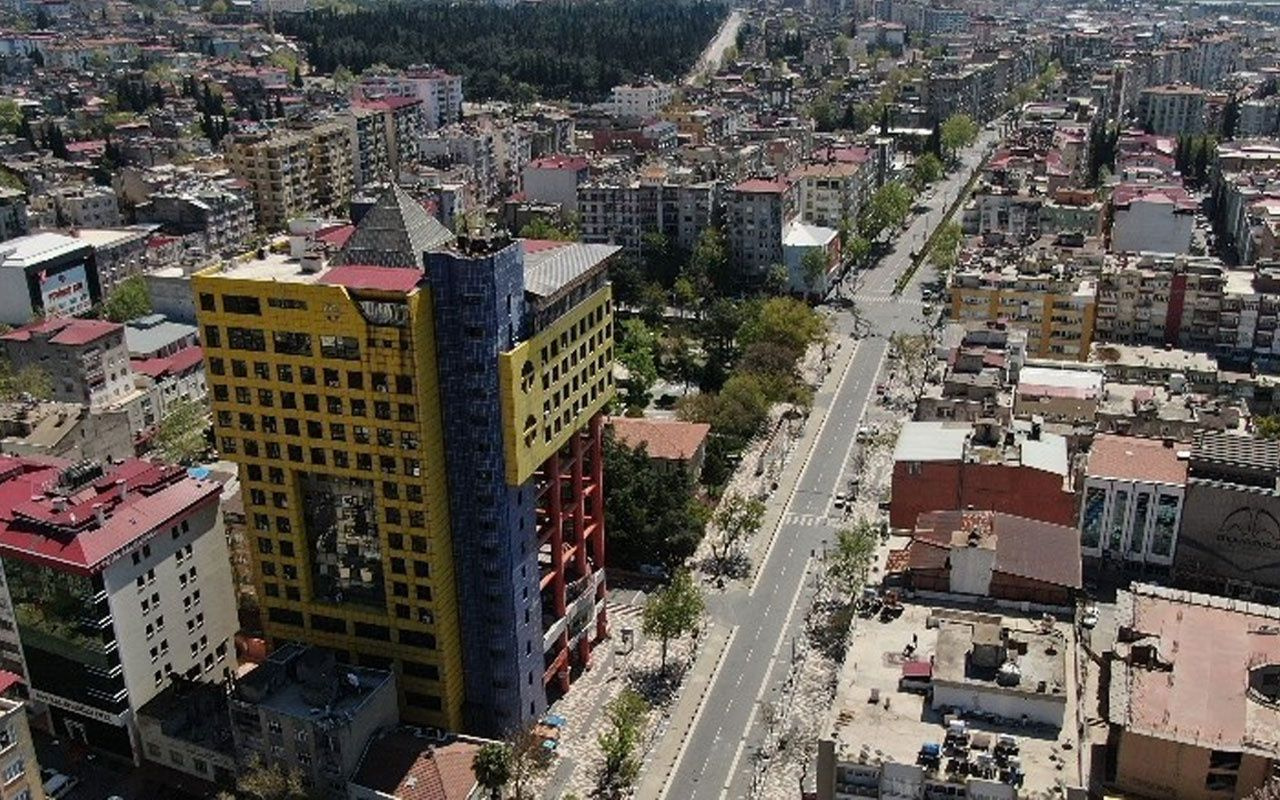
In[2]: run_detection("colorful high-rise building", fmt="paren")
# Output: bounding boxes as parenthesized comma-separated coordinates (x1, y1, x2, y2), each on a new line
(195, 186, 616, 733)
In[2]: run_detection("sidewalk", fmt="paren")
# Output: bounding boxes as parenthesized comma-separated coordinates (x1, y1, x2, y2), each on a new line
(634, 623, 736, 799)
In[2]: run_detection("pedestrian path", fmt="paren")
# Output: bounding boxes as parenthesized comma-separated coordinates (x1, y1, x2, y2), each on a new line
(606, 599, 644, 630)
(783, 512, 838, 527)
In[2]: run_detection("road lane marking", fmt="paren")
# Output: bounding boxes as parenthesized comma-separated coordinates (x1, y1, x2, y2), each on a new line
(748, 340, 859, 595)
(658, 624, 739, 800)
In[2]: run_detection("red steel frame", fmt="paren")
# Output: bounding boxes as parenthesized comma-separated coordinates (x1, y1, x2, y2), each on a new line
(537, 412, 609, 692)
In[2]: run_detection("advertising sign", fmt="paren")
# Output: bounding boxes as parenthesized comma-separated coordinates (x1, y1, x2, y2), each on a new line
(39, 264, 92, 318)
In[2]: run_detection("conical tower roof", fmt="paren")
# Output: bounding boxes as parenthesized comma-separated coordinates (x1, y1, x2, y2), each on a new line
(333, 184, 454, 269)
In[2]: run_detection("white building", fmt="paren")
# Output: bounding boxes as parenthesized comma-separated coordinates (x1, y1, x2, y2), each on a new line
(607, 82, 675, 120)
(1137, 85, 1206, 136)
(1080, 433, 1188, 568)
(782, 220, 839, 295)
(521, 156, 590, 215)
(355, 66, 464, 131)
(0, 458, 237, 762)
(0, 232, 101, 325)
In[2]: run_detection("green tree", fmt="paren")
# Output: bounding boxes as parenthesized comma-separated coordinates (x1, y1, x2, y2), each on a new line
(800, 248, 829, 295)
(596, 690, 649, 793)
(1257, 416, 1280, 440)
(677, 371, 771, 444)
(711, 492, 765, 568)
(829, 519, 878, 597)
(101, 275, 152, 322)
(519, 216, 576, 241)
(227, 757, 312, 800)
(603, 434, 705, 570)
(0, 359, 51, 402)
(859, 182, 913, 240)
(672, 275, 698, 317)
(845, 233, 870, 268)
(472, 743, 511, 800)
(739, 296, 827, 359)
(927, 221, 964, 271)
(940, 113, 980, 160)
(642, 570, 704, 671)
(616, 318, 658, 410)
(0, 100, 22, 137)
(911, 152, 944, 190)
(154, 396, 208, 465)
(689, 227, 731, 296)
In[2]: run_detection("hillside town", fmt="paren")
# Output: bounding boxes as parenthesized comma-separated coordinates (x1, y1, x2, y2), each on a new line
(0, 0, 1271, 799)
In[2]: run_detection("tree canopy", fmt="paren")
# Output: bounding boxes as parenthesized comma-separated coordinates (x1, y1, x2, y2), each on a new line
(940, 113, 980, 159)
(154, 396, 208, 465)
(101, 275, 153, 322)
(859, 181, 914, 240)
(280, 0, 727, 102)
(641, 569, 705, 670)
(603, 433, 706, 571)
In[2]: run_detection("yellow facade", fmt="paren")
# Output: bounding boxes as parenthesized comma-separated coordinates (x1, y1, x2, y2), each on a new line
(949, 285, 1097, 360)
(498, 285, 616, 484)
(193, 268, 465, 729)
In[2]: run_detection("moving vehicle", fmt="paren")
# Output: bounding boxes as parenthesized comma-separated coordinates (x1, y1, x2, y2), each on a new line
(41, 769, 78, 799)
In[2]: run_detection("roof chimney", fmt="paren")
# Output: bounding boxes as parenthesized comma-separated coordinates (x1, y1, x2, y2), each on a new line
(93, 502, 104, 527)
(116, 478, 128, 501)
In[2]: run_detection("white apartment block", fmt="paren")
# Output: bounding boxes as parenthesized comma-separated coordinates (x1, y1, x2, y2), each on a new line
(356, 66, 464, 131)
(1137, 85, 1206, 136)
(607, 82, 675, 120)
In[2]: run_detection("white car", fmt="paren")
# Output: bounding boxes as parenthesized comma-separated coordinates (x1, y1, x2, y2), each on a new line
(41, 769, 78, 799)
(1081, 605, 1099, 630)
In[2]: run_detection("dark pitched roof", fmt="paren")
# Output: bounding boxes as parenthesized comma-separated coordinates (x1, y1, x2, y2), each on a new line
(911, 510, 1082, 590)
(333, 184, 454, 269)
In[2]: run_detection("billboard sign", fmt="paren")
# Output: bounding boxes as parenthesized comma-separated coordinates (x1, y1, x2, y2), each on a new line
(39, 264, 91, 318)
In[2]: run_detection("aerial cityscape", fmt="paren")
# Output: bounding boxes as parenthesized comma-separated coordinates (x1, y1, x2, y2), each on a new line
(0, 0, 1274, 798)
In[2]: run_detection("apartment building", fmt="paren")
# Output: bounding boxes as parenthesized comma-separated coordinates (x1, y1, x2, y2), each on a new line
(725, 178, 799, 285)
(0, 697, 43, 800)
(47, 185, 121, 229)
(0, 318, 132, 409)
(229, 645, 398, 800)
(1110, 183, 1197, 255)
(948, 265, 1097, 360)
(226, 122, 356, 232)
(348, 107, 391, 188)
(0, 458, 237, 760)
(1137, 85, 1206, 136)
(195, 185, 616, 735)
(792, 161, 867, 228)
(0, 189, 27, 243)
(522, 156, 590, 215)
(0, 233, 100, 325)
(1080, 434, 1188, 572)
(606, 82, 675, 120)
(352, 96, 424, 180)
(137, 180, 255, 258)
(421, 125, 500, 204)
(578, 177, 717, 257)
(356, 66, 463, 131)
(1094, 254, 1225, 349)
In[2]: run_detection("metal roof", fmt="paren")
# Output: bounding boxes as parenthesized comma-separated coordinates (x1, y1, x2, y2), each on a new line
(333, 184, 454, 270)
(522, 242, 620, 298)
(1192, 431, 1280, 473)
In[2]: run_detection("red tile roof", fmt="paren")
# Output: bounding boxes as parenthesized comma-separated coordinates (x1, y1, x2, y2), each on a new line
(131, 345, 204, 380)
(528, 155, 589, 171)
(350, 734, 479, 800)
(733, 178, 790, 193)
(313, 224, 355, 249)
(1, 318, 121, 347)
(319, 265, 422, 293)
(608, 417, 711, 461)
(0, 670, 22, 696)
(0, 458, 221, 575)
(1086, 434, 1190, 485)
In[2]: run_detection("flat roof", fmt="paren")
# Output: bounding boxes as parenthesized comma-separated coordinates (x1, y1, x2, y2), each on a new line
(1108, 583, 1280, 756)
(933, 616, 1068, 697)
(0, 232, 90, 269)
(1087, 434, 1190, 485)
(893, 421, 970, 462)
(1016, 365, 1103, 399)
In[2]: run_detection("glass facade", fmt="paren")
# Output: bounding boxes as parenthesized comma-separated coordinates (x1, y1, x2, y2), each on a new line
(1130, 493, 1150, 555)
(1152, 493, 1179, 557)
(303, 473, 384, 608)
(1082, 486, 1106, 549)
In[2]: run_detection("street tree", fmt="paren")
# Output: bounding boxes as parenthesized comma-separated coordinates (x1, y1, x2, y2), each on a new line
(911, 152, 944, 190)
(738, 296, 827, 361)
(642, 569, 704, 671)
(225, 757, 311, 800)
(672, 275, 698, 317)
(473, 742, 512, 800)
(596, 689, 650, 795)
(845, 232, 871, 269)
(711, 492, 766, 568)
(927, 221, 964, 271)
(616, 318, 659, 410)
(801, 248, 829, 295)
(940, 113, 979, 161)
(101, 274, 153, 322)
(829, 518, 878, 597)
(506, 726, 550, 800)
(890, 332, 933, 402)
(154, 396, 208, 465)
(859, 182, 914, 241)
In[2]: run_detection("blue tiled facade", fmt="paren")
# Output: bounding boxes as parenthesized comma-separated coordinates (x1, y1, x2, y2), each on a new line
(426, 241, 546, 735)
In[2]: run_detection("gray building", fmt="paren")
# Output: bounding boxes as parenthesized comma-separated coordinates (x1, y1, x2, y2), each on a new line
(0, 317, 132, 409)
(1175, 432, 1280, 603)
(0, 188, 27, 242)
(228, 646, 399, 800)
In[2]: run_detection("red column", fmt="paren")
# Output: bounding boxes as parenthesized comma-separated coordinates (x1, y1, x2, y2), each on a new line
(549, 451, 565, 617)
(590, 413, 609, 641)
(571, 427, 588, 579)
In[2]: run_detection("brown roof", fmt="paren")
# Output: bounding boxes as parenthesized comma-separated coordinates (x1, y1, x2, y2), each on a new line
(912, 510, 1082, 589)
(608, 417, 711, 461)
(350, 733, 479, 800)
(1087, 434, 1189, 485)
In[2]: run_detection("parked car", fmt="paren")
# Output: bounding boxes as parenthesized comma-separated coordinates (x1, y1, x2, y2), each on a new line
(1081, 605, 1099, 630)
(41, 769, 78, 799)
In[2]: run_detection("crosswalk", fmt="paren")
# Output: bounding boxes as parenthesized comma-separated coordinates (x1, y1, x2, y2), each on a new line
(857, 295, 927, 306)
(606, 599, 644, 630)
(782, 512, 838, 527)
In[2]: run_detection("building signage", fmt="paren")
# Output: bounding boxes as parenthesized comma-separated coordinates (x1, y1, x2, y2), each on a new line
(38, 264, 91, 318)
(31, 689, 126, 726)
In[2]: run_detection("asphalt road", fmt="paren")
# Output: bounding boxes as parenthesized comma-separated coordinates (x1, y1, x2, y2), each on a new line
(662, 129, 1002, 800)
